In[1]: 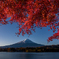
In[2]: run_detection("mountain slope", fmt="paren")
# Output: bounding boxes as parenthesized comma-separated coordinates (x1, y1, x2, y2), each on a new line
(0, 39, 44, 48)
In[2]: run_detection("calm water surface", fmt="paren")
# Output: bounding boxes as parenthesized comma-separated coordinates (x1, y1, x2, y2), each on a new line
(0, 52, 59, 59)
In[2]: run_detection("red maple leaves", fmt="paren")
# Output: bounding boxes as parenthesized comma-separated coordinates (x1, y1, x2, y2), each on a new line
(47, 29, 59, 42)
(0, 0, 59, 41)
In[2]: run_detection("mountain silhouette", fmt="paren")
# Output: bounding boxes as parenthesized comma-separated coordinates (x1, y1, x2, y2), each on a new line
(0, 39, 44, 48)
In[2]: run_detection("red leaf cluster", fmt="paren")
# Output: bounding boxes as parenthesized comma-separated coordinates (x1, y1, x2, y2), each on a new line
(0, 0, 59, 41)
(47, 29, 59, 42)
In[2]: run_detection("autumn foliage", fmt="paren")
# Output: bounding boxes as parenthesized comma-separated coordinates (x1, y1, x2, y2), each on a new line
(0, 0, 59, 42)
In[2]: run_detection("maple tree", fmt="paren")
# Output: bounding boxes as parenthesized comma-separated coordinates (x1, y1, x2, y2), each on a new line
(0, 0, 59, 42)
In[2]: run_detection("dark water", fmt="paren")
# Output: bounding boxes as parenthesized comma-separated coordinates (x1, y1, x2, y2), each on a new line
(0, 52, 59, 59)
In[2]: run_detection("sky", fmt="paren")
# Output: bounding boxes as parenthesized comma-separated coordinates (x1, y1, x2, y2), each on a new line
(0, 17, 59, 46)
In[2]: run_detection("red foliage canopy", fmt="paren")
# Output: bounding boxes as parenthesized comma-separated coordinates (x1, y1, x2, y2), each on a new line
(0, 0, 59, 41)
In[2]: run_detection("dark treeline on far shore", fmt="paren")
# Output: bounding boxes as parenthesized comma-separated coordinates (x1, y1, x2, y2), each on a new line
(0, 45, 59, 52)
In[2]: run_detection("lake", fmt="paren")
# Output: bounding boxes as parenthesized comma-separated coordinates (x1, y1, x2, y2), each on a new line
(0, 52, 59, 59)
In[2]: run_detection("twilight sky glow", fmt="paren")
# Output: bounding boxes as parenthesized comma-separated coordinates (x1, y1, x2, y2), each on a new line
(0, 18, 59, 46)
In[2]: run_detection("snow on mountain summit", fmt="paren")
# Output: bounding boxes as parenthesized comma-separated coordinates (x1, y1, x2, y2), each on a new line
(17, 39, 35, 44)
(23, 39, 30, 42)
(22, 39, 34, 43)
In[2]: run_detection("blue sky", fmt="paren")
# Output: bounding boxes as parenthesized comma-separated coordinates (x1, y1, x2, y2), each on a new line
(0, 18, 59, 46)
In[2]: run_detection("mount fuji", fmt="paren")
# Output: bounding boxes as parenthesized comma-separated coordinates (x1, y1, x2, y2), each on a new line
(0, 39, 44, 48)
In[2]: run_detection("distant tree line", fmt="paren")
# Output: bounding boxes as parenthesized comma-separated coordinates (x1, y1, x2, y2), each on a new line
(0, 45, 59, 52)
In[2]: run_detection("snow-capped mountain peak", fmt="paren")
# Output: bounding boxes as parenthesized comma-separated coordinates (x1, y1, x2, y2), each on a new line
(22, 39, 34, 43)
(23, 39, 29, 42)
